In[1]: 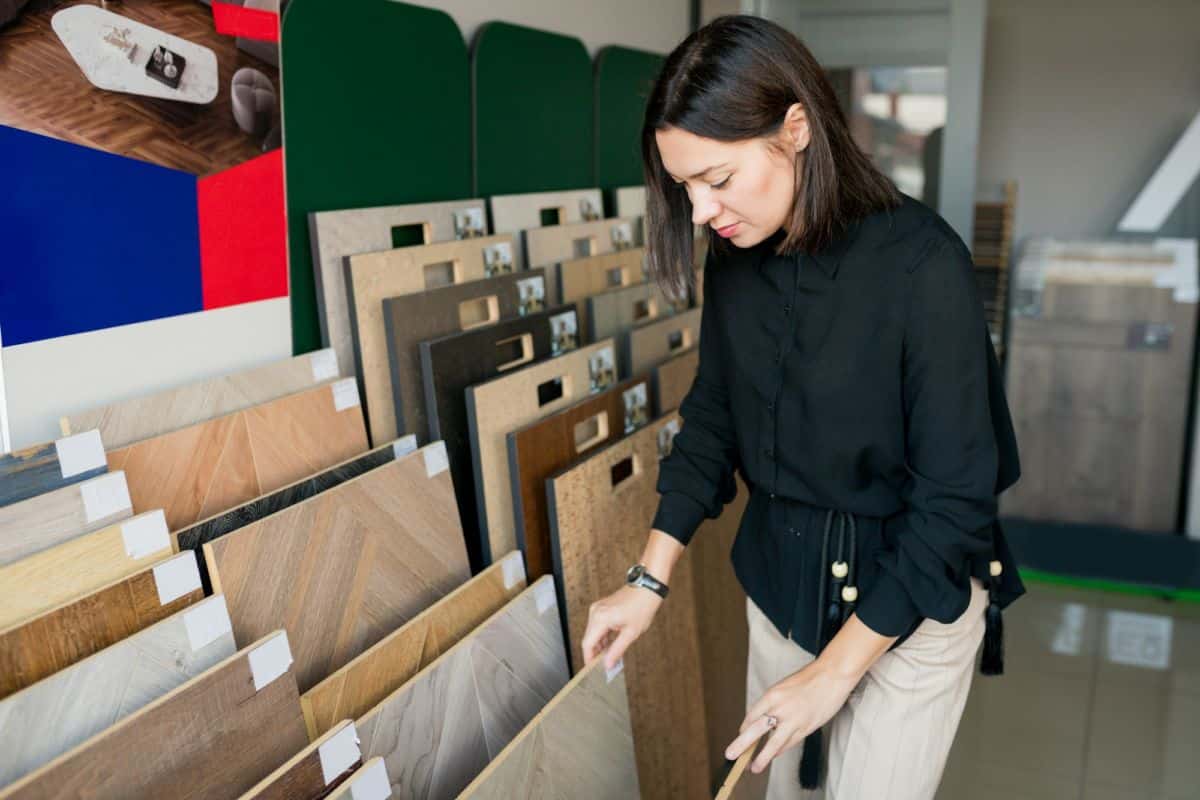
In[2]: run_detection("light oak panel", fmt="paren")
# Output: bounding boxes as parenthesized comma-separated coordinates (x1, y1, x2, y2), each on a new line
(0, 471, 132, 566)
(557, 248, 646, 335)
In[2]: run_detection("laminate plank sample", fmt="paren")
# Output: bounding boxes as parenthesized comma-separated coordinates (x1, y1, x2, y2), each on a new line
(173, 437, 408, 593)
(524, 216, 638, 304)
(652, 348, 699, 414)
(621, 307, 702, 377)
(238, 720, 362, 800)
(587, 280, 680, 342)
(546, 413, 711, 799)
(204, 443, 471, 694)
(0, 510, 175, 630)
(301, 551, 528, 740)
(0, 550, 206, 700)
(419, 304, 579, 569)
(60, 349, 341, 449)
(713, 741, 762, 800)
(308, 199, 487, 372)
(557, 248, 646, 334)
(615, 185, 646, 218)
(346, 234, 515, 445)
(382, 270, 546, 443)
(107, 381, 369, 531)
(456, 658, 639, 800)
(0, 631, 308, 800)
(0, 430, 108, 509)
(356, 576, 570, 800)
(0, 471, 132, 566)
(466, 340, 617, 566)
(507, 376, 650, 581)
(488, 188, 604, 271)
(326, 758, 391, 800)
(0, 595, 237, 787)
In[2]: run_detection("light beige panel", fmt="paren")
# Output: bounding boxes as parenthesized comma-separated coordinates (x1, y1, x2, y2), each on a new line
(558, 248, 648, 335)
(0, 471, 133, 566)
(488, 188, 604, 270)
(622, 307, 702, 377)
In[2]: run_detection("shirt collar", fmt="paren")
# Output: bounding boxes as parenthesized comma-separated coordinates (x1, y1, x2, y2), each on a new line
(804, 216, 864, 280)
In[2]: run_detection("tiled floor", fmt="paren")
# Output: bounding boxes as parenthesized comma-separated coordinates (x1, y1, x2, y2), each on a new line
(936, 581, 1200, 800)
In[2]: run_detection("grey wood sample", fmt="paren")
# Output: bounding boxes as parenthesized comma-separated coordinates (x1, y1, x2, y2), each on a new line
(557, 248, 647, 334)
(419, 304, 579, 569)
(0, 471, 132, 566)
(60, 350, 341, 449)
(172, 437, 407, 593)
(621, 307, 702, 377)
(587, 280, 682, 342)
(466, 340, 617, 570)
(487, 189, 604, 271)
(0, 431, 108, 509)
(0, 630, 308, 800)
(309, 198, 487, 373)
(0, 595, 237, 787)
(383, 270, 547, 442)
(356, 576, 570, 800)
(524, 216, 640, 304)
(457, 657, 640, 800)
(204, 444, 471, 693)
(652, 348, 699, 415)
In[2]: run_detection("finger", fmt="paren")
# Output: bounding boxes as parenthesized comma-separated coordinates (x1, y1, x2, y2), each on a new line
(724, 714, 773, 761)
(752, 727, 800, 775)
(580, 618, 614, 666)
(740, 692, 774, 735)
(604, 625, 639, 670)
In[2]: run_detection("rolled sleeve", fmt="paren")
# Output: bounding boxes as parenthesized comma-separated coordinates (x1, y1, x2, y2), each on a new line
(856, 237, 999, 637)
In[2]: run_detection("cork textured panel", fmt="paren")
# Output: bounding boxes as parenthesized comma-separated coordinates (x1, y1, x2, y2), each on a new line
(0, 471, 132, 566)
(587, 280, 681, 342)
(173, 439, 404, 593)
(524, 216, 639, 303)
(0, 595, 236, 787)
(466, 339, 617, 567)
(652, 347, 699, 415)
(346, 234, 515, 445)
(301, 551, 528, 740)
(237, 719, 362, 800)
(382, 270, 546, 443)
(507, 376, 651, 581)
(487, 188, 604, 271)
(308, 198, 486, 372)
(356, 577, 570, 800)
(0, 551, 205, 700)
(0, 631, 308, 800)
(419, 304, 578, 569)
(621, 308, 702, 377)
(557, 248, 646, 335)
(546, 413, 711, 799)
(60, 349, 341, 449)
(0, 432, 108, 509)
(107, 381, 369, 531)
(457, 658, 639, 800)
(204, 443, 471, 694)
(0, 510, 175, 630)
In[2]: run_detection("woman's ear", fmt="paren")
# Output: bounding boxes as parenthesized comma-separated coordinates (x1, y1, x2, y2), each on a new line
(781, 102, 810, 153)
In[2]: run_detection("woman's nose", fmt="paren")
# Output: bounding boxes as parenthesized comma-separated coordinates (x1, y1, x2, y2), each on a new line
(691, 194, 721, 226)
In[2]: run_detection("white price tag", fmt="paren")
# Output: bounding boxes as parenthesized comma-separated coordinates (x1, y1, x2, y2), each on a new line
(55, 429, 105, 478)
(248, 631, 294, 691)
(318, 722, 362, 785)
(423, 441, 449, 477)
(533, 577, 555, 615)
(122, 511, 169, 560)
(605, 659, 624, 683)
(392, 434, 418, 459)
(183, 595, 233, 651)
(310, 348, 339, 381)
(332, 379, 361, 412)
(80, 471, 131, 523)
(350, 758, 393, 800)
(502, 552, 526, 590)
(153, 550, 202, 604)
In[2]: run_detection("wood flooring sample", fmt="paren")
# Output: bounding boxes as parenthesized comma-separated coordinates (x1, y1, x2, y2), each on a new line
(466, 339, 616, 565)
(204, 443, 471, 693)
(507, 376, 650, 580)
(346, 234, 512, 445)
(0, 430, 108, 509)
(0, 471, 132, 566)
(0, 595, 236, 787)
(107, 381, 368, 531)
(356, 576, 570, 800)
(326, 758, 391, 799)
(621, 307, 701, 377)
(301, 551, 528, 739)
(586, 280, 679, 341)
(0, 510, 175, 630)
(173, 438, 405, 592)
(457, 658, 640, 800)
(237, 719, 362, 800)
(0, 550, 205, 700)
(524, 216, 637, 303)
(0, 631, 308, 800)
(557, 248, 646, 334)
(546, 413, 711, 799)
(652, 347, 699, 414)
(61, 349, 341, 449)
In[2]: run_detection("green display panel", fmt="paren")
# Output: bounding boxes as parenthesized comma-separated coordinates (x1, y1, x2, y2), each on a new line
(281, 0, 472, 355)
(594, 46, 664, 199)
(472, 22, 593, 197)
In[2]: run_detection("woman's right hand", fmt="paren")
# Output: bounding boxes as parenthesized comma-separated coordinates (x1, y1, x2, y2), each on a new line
(581, 584, 664, 670)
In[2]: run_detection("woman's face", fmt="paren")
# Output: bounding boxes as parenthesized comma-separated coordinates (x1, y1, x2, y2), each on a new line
(655, 106, 808, 248)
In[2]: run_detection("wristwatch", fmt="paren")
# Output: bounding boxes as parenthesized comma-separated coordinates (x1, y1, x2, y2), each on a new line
(625, 564, 669, 599)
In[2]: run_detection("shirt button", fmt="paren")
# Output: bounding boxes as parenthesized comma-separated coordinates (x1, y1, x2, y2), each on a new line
(767, 401, 775, 411)
(784, 305, 792, 315)
(764, 448, 774, 458)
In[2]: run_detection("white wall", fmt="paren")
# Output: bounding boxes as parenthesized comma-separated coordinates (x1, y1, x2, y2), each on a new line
(409, 0, 692, 56)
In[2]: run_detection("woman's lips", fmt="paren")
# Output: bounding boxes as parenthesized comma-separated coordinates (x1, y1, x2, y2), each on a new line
(715, 222, 740, 238)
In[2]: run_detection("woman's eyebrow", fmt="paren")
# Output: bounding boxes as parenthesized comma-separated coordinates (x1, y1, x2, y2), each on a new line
(671, 163, 731, 182)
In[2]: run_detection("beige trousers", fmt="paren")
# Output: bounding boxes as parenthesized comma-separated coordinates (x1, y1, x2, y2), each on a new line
(745, 576, 988, 800)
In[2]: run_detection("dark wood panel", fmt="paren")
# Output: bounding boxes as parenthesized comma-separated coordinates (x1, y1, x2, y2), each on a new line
(419, 304, 577, 569)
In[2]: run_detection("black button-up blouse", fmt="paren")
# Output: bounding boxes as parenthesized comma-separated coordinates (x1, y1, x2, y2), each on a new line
(651, 194, 1026, 654)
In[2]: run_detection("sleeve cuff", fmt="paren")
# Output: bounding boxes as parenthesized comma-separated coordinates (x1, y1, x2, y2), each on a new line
(855, 569, 923, 637)
(651, 491, 709, 547)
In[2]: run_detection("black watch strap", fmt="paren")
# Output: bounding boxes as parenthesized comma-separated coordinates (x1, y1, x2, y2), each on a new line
(626, 564, 669, 599)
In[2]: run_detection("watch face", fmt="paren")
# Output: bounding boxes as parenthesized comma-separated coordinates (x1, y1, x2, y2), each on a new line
(626, 564, 644, 583)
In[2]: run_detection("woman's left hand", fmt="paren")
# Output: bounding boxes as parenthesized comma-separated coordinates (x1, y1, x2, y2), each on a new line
(725, 658, 862, 774)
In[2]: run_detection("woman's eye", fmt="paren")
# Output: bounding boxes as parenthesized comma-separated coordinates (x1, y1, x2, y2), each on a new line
(711, 176, 731, 190)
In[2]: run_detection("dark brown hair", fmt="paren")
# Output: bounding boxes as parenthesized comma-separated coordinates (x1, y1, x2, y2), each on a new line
(642, 15, 902, 296)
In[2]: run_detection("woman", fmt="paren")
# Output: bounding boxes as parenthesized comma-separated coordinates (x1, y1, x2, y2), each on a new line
(580, 15, 1025, 799)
